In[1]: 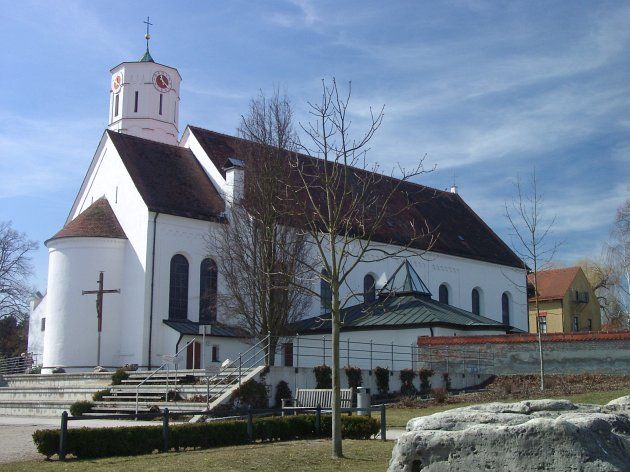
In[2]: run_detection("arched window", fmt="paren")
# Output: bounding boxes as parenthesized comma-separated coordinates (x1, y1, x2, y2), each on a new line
(502, 292, 510, 326)
(321, 269, 332, 315)
(471, 288, 480, 315)
(199, 258, 217, 324)
(363, 274, 376, 303)
(438, 284, 449, 304)
(169, 254, 189, 320)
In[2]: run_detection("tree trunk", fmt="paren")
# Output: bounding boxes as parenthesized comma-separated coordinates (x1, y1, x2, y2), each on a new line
(331, 285, 343, 458)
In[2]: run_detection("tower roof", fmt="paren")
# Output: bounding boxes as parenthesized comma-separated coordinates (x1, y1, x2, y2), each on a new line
(139, 49, 154, 62)
(379, 260, 432, 298)
(48, 198, 127, 243)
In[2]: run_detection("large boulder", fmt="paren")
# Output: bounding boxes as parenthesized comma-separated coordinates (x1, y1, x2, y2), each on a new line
(389, 398, 630, 471)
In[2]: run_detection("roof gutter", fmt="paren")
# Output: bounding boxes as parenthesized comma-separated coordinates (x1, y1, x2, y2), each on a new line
(148, 212, 159, 369)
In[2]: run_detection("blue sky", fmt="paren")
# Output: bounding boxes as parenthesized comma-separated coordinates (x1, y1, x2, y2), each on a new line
(1, 0, 628, 291)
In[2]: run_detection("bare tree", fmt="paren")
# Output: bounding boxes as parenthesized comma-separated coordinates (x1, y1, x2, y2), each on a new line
(0, 221, 37, 322)
(604, 199, 630, 328)
(288, 79, 436, 458)
(211, 91, 312, 363)
(505, 170, 560, 391)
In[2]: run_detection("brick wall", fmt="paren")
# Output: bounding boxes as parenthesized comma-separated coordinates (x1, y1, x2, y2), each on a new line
(417, 331, 630, 375)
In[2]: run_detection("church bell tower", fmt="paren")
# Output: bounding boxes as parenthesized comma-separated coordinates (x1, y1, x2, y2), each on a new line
(108, 18, 181, 145)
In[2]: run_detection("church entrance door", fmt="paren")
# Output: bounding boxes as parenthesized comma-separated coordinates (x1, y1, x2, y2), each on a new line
(186, 341, 201, 369)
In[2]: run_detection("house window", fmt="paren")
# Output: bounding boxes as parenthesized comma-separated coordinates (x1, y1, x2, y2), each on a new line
(159, 94, 163, 115)
(212, 345, 219, 362)
(438, 284, 449, 304)
(321, 269, 332, 315)
(134, 91, 139, 112)
(41, 318, 46, 331)
(169, 254, 189, 320)
(572, 316, 579, 332)
(363, 274, 376, 303)
(283, 343, 294, 367)
(587, 318, 592, 331)
(538, 316, 547, 334)
(114, 93, 120, 116)
(471, 288, 480, 315)
(502, 292, 510, 325)
(199, 258, 217, 323)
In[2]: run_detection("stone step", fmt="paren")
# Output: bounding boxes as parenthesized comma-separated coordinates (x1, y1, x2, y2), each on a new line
(0, 387, 99, 402)
(1, 372, 112, 389)
(103, 395, 164, 401)
(0, 399, 73, 416)
(93, 401, 211, 413)
(111, 385, 230, 394)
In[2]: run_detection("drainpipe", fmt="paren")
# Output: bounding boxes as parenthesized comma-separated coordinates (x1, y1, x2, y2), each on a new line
(148, 212, 160, 369)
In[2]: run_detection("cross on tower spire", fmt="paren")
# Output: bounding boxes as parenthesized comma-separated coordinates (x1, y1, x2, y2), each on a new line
(140, 16, 155, 62)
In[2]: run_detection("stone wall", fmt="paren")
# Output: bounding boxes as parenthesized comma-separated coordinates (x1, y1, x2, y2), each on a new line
(417, 331, 630, 375)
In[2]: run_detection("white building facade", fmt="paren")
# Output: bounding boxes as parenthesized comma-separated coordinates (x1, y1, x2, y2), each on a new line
(28, 47, 528, 373)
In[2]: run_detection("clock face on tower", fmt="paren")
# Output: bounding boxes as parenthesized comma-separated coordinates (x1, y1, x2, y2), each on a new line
(112, 73, 122, 93)
(152, 71, 172, 93)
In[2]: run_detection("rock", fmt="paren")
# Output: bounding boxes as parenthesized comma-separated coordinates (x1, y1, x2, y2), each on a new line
(607, 396, 630, 407)
(389, 398, 630, 471)
(123, 363, 139, 372)
(51, 367, 66, 374)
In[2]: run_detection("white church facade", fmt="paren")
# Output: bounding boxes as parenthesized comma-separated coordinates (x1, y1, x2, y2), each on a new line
(28, 45, 528, 373)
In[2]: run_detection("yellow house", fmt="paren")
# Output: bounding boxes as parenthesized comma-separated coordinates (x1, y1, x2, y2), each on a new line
(528, 267, 601, 333)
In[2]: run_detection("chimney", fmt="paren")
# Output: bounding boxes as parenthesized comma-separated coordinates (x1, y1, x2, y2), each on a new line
(450, 184, 458, 194)
(223, 157, 245, 204)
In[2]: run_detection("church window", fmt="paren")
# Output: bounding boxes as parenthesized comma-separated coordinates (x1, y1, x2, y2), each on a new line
(212, 345, 219, 362)
(41, 318, 46, 331)
(114, 94, 120, 117)
(169, 254, 189, 320)
(439, 284, 449, 304)
(471, 288, 480, 315)
(199, 258, 217, 323)
(134, 91, 139, 112)
(159, 94, 163, 115)
(321, 269, 332, 315)
(502, 292, 510, 325)
(363, 274, 376, 303)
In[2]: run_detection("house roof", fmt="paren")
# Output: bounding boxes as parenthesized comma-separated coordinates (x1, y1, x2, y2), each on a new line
(527, 267, 581, 301)
(48, 198, 127, 243)
(107, 130, 225, 222)
(187, 126, 525, 269)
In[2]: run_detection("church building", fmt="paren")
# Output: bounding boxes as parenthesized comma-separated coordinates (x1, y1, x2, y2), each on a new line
(28, 41, 528, 373)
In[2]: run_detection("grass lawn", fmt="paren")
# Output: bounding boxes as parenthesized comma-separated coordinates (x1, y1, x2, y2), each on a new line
(1, 440, 394, 472)
(383, 387, 630, 428)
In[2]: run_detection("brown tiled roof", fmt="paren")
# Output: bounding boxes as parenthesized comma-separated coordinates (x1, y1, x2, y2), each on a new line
(189, 126, 525, 269)
(107, 130, 225, 222)
(49, 198, 127, 242)
(527, 267, 581, 301)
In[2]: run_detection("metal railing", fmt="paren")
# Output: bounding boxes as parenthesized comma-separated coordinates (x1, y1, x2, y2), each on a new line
(0, 353, 36, 375)
(134, 339, 197, 415)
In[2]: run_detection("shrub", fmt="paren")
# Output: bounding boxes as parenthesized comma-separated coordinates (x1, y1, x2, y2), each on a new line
(345, 366, 363, 389)
(32, 415, 379, 459)
(442, 372, 451, 391)
(111, 368, 129, 385)
(419, 368, 434, 394)
(69, 401, 93, 417)
(313, 365, 332, 389)
(231, 379, 268, 409)
(432, 387, 448, 403)
(374, 367, 390, 395)
(92, 389, 110, 402)
(400, 368, 417, 396)
(274, 381, 292, 408)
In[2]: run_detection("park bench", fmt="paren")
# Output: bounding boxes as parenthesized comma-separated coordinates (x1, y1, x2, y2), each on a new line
(281, 388, 353, 411)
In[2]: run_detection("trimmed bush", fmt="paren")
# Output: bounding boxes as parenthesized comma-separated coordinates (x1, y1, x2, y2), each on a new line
(313, 365, 332, 389)
(400, 369, 417, 396)
(92, 389, 111, 402)
(419, 368, 435, 394)
(345, 366, 363, 389)
(111, 368, 129, 385)
(274, 381, 292, 408)
(374, 367, 390, 395)
(69, 401, 93, 417)
(32, 414, 379, 459)
(231, 379, 268, 409)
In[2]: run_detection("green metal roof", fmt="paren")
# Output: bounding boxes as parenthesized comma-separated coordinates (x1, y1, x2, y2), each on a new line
(139, 48, 154, 63)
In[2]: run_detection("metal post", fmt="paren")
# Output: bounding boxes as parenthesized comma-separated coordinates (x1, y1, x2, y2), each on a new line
(322, 337, 326, 365)
(247, 407, 254, 443)
(380, 404, 386, 441)
(370, 339, 373, 371)
(477, 346, 481, 373)
(316, 404, 322, 436)
(410, 344, 414, 370)
(446, 346, 449, 374)
(347, 338, 350, 367)
(206, 371, 210, 411)
(391, 341, 394, 371)
(192, 340, 196, 370)
(296, 334, 300, 369)
(59, 411, 68, 461)
(202, 325, 206, 370)
(239, 353, 242, 387)
(162, 408, 169, 452)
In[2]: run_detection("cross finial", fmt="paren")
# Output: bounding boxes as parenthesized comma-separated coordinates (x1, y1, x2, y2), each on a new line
(143, 16, 153, 50)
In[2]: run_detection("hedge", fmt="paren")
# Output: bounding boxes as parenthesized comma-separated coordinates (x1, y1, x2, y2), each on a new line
(32, 414, 379, 459)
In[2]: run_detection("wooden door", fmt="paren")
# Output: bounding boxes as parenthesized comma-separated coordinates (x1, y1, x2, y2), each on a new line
(186, 341, 201, 369)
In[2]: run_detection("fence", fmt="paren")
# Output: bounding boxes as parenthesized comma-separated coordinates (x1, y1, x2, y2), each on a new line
(0, 353, 37, 375)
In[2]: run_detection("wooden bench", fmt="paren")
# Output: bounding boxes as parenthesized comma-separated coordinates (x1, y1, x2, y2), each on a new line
(281, 388, 353, 411)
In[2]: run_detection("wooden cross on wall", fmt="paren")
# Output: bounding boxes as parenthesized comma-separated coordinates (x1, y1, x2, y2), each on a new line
(82, 271, 120, 367)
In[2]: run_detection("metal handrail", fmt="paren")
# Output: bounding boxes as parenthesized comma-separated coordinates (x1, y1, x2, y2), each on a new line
(0, 353, 34, 375)
(135, 339, 196, 415)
